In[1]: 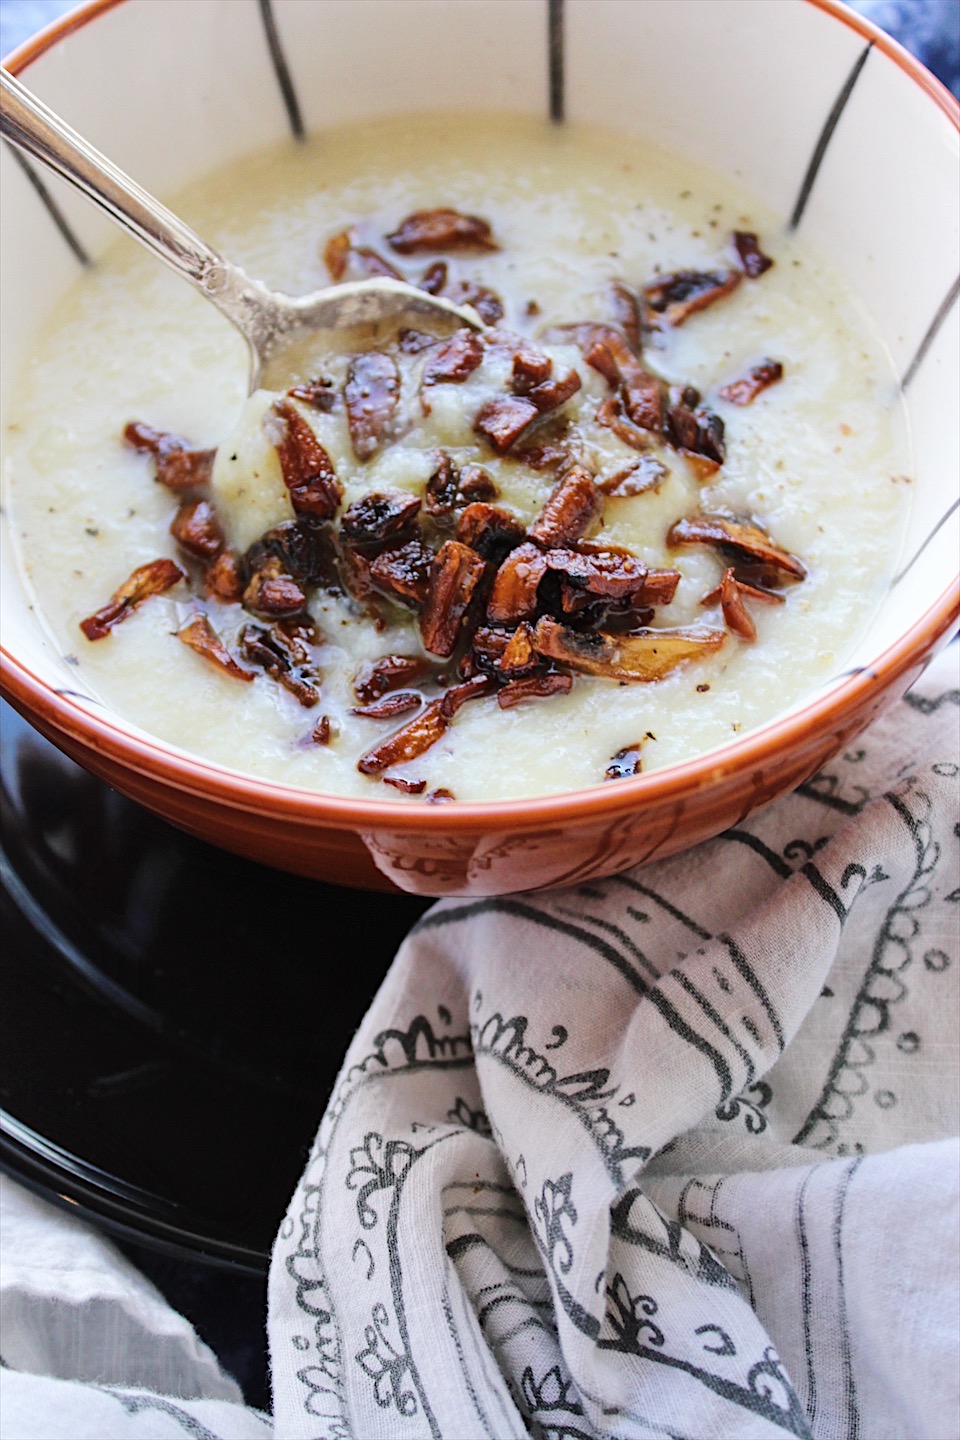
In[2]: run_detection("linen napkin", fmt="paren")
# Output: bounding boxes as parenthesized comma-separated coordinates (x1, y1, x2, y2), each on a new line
(2, 643, 958, 1440)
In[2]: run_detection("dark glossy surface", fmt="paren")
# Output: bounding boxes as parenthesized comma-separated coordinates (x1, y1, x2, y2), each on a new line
(0, 699, 429, 1272)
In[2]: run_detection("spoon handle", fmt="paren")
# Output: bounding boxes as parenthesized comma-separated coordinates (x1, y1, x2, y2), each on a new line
(0, 68, 270, 341)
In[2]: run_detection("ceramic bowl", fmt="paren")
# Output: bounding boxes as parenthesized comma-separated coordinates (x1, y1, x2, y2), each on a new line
(1, 0, 957, 896)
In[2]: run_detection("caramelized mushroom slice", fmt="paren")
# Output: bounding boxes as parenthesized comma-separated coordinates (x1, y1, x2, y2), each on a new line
(357, 698, 449, 774)
(424, 452, 461, 516)
(383, 775, 428, 795)
(442, 280, 504, 326)
(665, 402, 726, 469)
(344, 352, 400, 461)
(702, 566, 784, 641)
(266, 400, 342, 519)
(486, 542, 548, 624)
(511, 342, 553, 392)
(455, 503, 525, 563)
(667, 513, 807, 581)
(598, 455, 669, 497)
(497, 673, 573, 709)
(595, 395, 652, 452)
(238, 621, 320, 707)
(420, 539, 487, 657)
(205, 549, 244, 603)
(718, 360, 783, 406)
(369, 538, 435, 607)
(529, 464, 601, 547)
(323, 229, 403, 282)
(543, 547, 649, 602)
(439, 673, 495, 718)
(352, 691, 423, 720)
(170, 498, 224, 560)
(177, 614, 254, 681)
(340, 489, 421, 546)
(609, 280, 644, 353)
(245, 518, 334, 586)
(386, 208, 498, 254)
(643, 269, 742, 327)
(732, 231, 774, 279)
(533, 616, 725, 681)
(474, 394, 540, 453)
(355, 654, 432, 703)
(498, 622, 540, 676)
(420, 328, 484, 406)
(80, 558, 185, 640)
(243, 555, 308, 618)
(310, 715, 333, 745)
(123, 423, 215, 492)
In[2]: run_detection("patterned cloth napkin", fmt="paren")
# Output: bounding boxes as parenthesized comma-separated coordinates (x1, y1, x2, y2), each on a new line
(1, 644, 957, 1440)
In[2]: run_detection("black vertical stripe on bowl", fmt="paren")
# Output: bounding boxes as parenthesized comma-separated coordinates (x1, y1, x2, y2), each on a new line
(892, 498, 960, 587)
(789, 42, 873, 230)
(548, 0, 564, 123)
(258, 0, 304, 141)
(901, 274, 960, 390)
(5, 144, 90, 266)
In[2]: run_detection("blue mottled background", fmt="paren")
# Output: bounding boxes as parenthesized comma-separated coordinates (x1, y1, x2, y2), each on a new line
(1, 0, 958, 1416)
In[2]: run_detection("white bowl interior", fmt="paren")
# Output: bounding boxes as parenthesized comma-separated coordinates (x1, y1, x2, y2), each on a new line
(2, 0, 957, 770)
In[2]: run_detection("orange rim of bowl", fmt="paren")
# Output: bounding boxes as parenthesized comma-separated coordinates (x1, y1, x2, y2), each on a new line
(2, 0, 958, 833)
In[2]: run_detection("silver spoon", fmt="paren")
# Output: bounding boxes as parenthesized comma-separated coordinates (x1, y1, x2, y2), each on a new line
(0, 68, 482, 389)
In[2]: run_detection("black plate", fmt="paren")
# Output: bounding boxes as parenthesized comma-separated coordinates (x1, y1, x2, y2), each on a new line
(0, 699, 430, 1274)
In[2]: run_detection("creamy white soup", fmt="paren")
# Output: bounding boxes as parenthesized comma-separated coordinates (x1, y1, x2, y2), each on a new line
(3, 113, 911, 802)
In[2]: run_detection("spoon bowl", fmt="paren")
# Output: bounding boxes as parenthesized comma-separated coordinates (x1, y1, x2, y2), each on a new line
(0, 67, 482, 390)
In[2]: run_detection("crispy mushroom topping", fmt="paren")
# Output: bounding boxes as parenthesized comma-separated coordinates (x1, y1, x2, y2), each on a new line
(266, 399, 342, 519)
(718, 360, 784, 406)
(352, 690, 422, 720)
(667, 512, 807, 581)
(123, 423, 215, 492)
(387, 208, 498, 254)
(243, 554, 308, 618)
(420, 328, 484, 404)
(357, 697, 449, 773)
(542, 547, 649, 602)
(643, 268, 742, 327)
(598, 455, 669, 497)
(204, 548, 244, 603)
(455, 503, 525, 563)
(177, 614, 254, 681)
(355, 654, 432, 703)
(442, 279, 505, 326)
(664, 401, 726, 472)
(529, 464, 601, 547)
(311, 715, 333, 744)
(246, 518, 333, 586)
(474, 394, 540, 453)
(170, 498, 224, 560)
(80, 558, 185, 640)
(714, 566, 757, 641)
(511, 342, 553, 392)
(533, 616, 725, 681)
(323, 229, 403, 282)
(497, 673, 573, 709)
(369, 538, 434, 607)
(424, 452, 461, 516)
(340, 489, 421, 546)
(498, 621, 539, 676)
(420, 539, 487, 656)
(344, 352, 400, 461)
(459, 465, 498, 503)
(732, 231, 774, 279)
(238, 620, 320, 707)
(383, 775, 428, 794)
(486, 542, 549, 624)
(595, 395, 651, 452)
(439, 673, 495, 718)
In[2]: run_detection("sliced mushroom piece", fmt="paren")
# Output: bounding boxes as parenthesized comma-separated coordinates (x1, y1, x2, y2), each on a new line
(420, 329, 485, 411)
(344, 352, 400, 461)
(718, 360, 784, 406)
(80, 558, 185, 640)
(266, 400, 342, 519)
(369, 538, 435, 607)
(352, 691, 423, 720)
(443, 279, 504, 326)
(439, 673, 495, 718)
(238, 621, 321, 707)
(543, 547, 648, 602)
(498, 621, 539, 677)
(243, 554, 308, 618)
(170, 497, 224, 560)
(419, 539, 488, 657)
(123, 422, 215, 492)
(205, 548, 245, 603)
(665, 403, 726, 467)
(455, 503, 525, 563)
(598, 455, 669, 497)
(386, 207, 498, 254)
(596, 395, 652, 452)
(667, 513, 807, 581)
(511, 342, 553, 393)
(323, 229, 403, 282)
(474, 394, 540, 453)
(357, 698, 449, 774)
(383, 775, 428, 794)
(497, 672, 573, 709)
(643, 268, 742, 327)
(340, 489, 421, 546)
(731, 231, 774, 279)
(486, 542, 548, 624)
(354, 654, 432, 703)
(245, 518, 334, 586)
(609, 280, 644, 353)
(533, 616, 725, 681)
(529, 465, 601, 547)
(177, 614, 254, 680)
